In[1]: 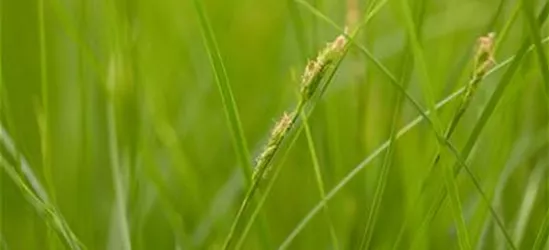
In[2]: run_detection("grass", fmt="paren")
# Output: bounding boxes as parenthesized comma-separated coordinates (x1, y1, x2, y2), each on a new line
(1, 0, 549, 249)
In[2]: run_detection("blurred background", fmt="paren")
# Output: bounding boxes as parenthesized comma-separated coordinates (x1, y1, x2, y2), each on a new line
(1, 0, 549, 249)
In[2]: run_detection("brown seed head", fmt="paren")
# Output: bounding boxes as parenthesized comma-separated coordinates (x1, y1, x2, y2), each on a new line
(474, 32, 496, 77)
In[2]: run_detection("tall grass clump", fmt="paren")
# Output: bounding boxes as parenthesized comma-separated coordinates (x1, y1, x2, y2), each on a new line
(3, 0, 549, 249)
(223, 33, 348, 249)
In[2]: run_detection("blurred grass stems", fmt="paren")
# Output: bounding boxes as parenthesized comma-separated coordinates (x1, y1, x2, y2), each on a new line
(278, 32, 549, 248)
(523, 0, 549, 248)
(193, 0, 253, 183)
(512, 164, 545, 246)
(222, 34, 348, 250)
(0, 159, 83, 250)
(475, 129, 547, 248)
(400, 0, 472, 248)
(234, 124, 306, 249)
(0, 0, 3, 238)
(106, 59, 132, 250)
(358, 42, 416, 250)
(282, 1, 513, 247)
(300, 100, 339, 249)
(406, 33, 514, 250)
(192, 0, 271, 247)
(407, 3, 549, 248)
(358, 3, 426, 246)
(395, 3, 521, 246)
(415, 33, 498, 248)
(37, 0, 56, 208)
(233, 0, 388, 245)
(0, 127, 84, 249)
(297, 3, 511, 247)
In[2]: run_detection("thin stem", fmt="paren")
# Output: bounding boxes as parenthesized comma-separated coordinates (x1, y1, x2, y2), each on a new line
(300, 110, 339, 250)
(277, 40, 543, 248)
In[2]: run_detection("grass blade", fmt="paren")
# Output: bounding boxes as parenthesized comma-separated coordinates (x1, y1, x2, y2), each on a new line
(522, 0, 549, 93)
(106, 60, 131, 250)
(192, 0, 253, 182)
(410, 2, 549, 249)
(401, 1, 471, 248)
(300, 109, 339, 249)
(277, 42, 539, 248)
(513, 163, 544, 246)
(0, 129, 84, 249)
(234, 124, 305, 249)
(37, 0, 55, 205)
(358, 38, 416, 249)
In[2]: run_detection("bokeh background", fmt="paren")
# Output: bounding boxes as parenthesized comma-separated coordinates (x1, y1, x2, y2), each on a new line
(1, 0, 549, 249)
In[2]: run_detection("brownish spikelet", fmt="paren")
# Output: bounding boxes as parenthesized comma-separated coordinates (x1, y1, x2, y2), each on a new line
(474, 32, 496, 77)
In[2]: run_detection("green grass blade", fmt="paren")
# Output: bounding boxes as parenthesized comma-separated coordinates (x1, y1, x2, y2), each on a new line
(37, 0, 56, 208)
(0, 0, 3, 241)
(300, 110, 339, 250)
(400, 1, 470, 248)
(358, 42, 415, 250)
(0, 152, 84, 249)
(277, 46, 533, 248)
(192, 0, 253, 181)
(357, 86, 399, 250)
(106, 82, 131, 250)
(412, 3, 549, 249)
(296, 5, 502, 248)
(234, 125, 305, 249)
(512, 164, 544, 246)
(399, 0, 441, 131)
(522, 0, 549, 93)
(533, 211, 549, 249)
(400, 4, 524, 248)
(456, 1, 548, 202)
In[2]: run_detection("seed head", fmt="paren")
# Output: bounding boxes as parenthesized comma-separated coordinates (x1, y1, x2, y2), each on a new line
(300, 35, 348, 101)
(271, 112, 293, 139)
(254, 112, 294, 180)
(474, 32, 496, 78)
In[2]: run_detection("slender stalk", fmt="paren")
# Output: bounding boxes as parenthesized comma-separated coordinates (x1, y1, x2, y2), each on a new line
(37, 0, 56, 205)
(223, 31, 348, 249)
(358, 41, 415, 250)
(106, 61, 132, 250)
(222, 101, 303, 248)
(300, 110, 339, 249)
(234, 124, 305, 249)
(0, 0, 3, 239)
(193, 0, 253, 183)
(277, 35, 549, 248)
(407, 4, 549, 247)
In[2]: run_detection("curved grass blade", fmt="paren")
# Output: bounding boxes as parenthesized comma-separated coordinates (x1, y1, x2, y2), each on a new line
(231, 0, 391, 245)
(297, 3, 510, 248)
(513, 163, 545, 246)
(522, 0, 549, 95)
(0, 0, 3, 240)
(401, 1, 471, 248)
(409, 3, 549, 249)
(223, 31, 349, 248)
(300, 109, 339, 249)
(192, 0, 253, 182)
(0, 153, 84, 249)
(234, 124, 305, 249)
(37, 0, 56, 213)
(475, 129, 546, 249)
(397, 2, 524, 247)
(106, 100, 131, 250)
(277, 42, 540, 248)
(358, 40, 416, 250)
(533, 210, 549, 249)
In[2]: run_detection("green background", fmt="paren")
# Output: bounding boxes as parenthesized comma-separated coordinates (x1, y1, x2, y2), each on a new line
(1, 0, 549, 249)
